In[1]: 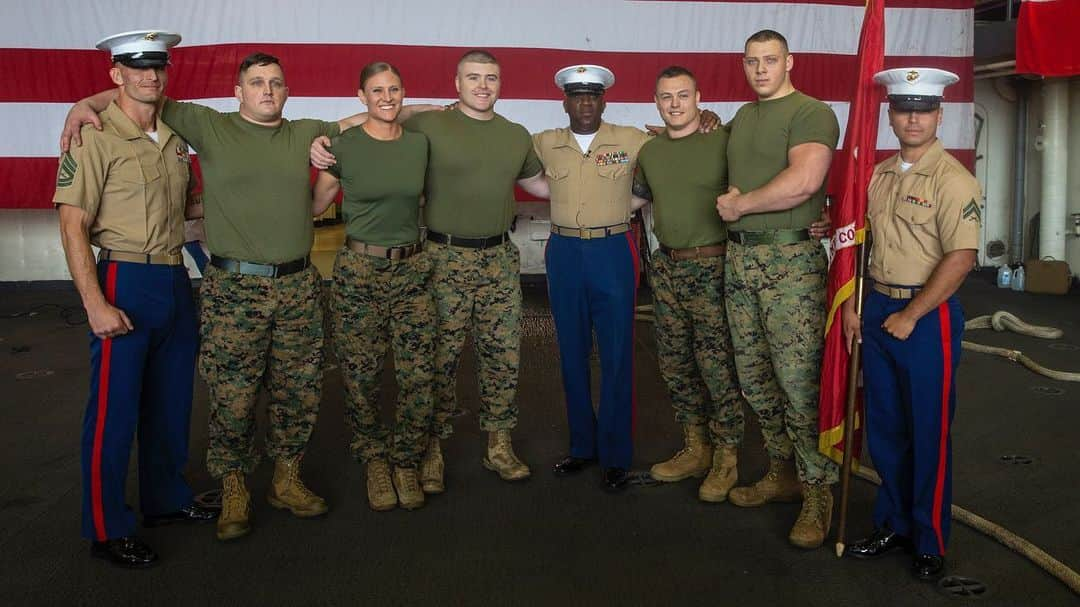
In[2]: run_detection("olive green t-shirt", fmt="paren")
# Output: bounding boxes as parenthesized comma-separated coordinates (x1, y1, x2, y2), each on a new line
(404, 109, 542, 237)
(636, 128, 729, 249)
(725, 90, 839, 231)
(326, 127, 428, 246)
(161, 99, 339, 263)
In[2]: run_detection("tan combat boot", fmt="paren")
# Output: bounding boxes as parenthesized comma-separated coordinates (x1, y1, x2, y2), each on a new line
(392, 466, 425, 510)
(789, 482, 834, 549)
(698, 444, 739, 502)
(366, 459, 397, 511)
(482, 430, 531, 481)
(419, 436, 445, 494)
(267, 454, 328, 517)
(728, 457, 803, 507)
(650, 424, 713, 482)
(216, 471, 251, 541)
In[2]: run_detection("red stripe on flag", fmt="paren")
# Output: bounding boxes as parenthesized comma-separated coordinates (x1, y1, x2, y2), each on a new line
(91, 261, 119, 542)
(644, 0, 973, 7)
(0, 47, 974, 103)
(1, 157, 59, 209)
(932, 302, 953, 555)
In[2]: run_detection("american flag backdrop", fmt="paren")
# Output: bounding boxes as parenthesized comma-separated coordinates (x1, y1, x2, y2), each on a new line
(0, 0, 974, 209)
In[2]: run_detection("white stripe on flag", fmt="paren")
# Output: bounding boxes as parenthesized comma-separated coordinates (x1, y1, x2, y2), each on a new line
(2, 1, 971, 56)
(4, 99, 975, 158)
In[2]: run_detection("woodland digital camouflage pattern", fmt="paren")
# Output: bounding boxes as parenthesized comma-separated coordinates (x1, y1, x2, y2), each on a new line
(332, 249, 435, 467)
(426, 241, 521, 438)
(199, 264, 324, 478)
(724, 240, 838, 484)
(650, 252, 744, 446)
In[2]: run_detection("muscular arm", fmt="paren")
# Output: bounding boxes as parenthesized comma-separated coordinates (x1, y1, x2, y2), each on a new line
(715, 142, 833, 221)
(517, 172, 550, 199)
(881, 249, 976, 340)
(631, 179, 652, 210)
(60, 89, 120, 151)
(312, 171, 342, 216)
(58, 205, 134, 338)
(185, 186, 204, 219)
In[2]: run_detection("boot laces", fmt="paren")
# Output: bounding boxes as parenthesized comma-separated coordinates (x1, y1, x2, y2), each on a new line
(397, 467, 419, 485)
(283, 458, 317, 500)
(798, 488, 828, 525)
(371, 461, 394, 493)
(221, 475, 247, 516)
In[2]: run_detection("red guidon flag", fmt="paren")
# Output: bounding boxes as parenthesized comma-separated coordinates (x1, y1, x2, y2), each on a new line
(1016, 0, 1080, 77)
(818, 0, 884, 466)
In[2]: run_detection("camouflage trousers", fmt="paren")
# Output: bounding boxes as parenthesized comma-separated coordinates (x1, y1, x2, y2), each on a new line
(724, 239, 838, 484)
(426, 240, 521, 439)
(199, 264, 323, 479)
(651, 250, 744, 446)
(332, 249, 435, 468)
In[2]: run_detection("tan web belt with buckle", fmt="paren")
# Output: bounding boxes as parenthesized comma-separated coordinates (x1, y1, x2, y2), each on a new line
(550, 223, 631, 239)
(98, 249, 184, 266)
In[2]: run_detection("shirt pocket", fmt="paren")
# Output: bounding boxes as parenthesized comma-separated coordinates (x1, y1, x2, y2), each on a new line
(115, 151, 162, 185)
(545, 167, 570, 181)
(597, 164, 630, 180)
(893, 198, 935, 227)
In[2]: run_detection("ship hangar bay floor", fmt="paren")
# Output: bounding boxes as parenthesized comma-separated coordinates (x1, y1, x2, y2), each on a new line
(0, 272, 1077, 606)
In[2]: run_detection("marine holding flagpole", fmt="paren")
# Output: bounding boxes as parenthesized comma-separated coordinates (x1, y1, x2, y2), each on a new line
(841, 67, 981, 582)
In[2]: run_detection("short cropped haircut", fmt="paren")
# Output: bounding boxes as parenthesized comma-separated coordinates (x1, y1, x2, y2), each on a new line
(655, 65, 697, 89)
(358, 61, 402, 89)
(457, 49, 499, 70)
(237, 52, 282, 83)
(745, 29, 790, 54)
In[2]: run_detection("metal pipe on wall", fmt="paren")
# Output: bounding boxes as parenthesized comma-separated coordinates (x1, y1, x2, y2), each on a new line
(1039, 79, 1069, 262)
(1011, 81, 1027, 263)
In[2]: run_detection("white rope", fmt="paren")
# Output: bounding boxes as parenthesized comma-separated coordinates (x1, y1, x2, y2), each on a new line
(963, 311, 1080, 382)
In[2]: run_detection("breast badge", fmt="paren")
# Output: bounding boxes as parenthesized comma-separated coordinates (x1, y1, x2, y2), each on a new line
(903, 195, 932, 208)
(595, 151, 629, 166)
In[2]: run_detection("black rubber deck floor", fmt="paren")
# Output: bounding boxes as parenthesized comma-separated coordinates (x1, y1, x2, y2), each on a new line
(1, 271, 1077, 606)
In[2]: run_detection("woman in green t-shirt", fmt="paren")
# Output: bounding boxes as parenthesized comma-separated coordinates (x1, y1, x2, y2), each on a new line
(312, 62, 435, 513)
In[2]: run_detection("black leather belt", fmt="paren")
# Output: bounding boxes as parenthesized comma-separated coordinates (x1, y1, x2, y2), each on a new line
(210, 255, 310, 278)
(728, 229, 811, 246)
(426, 230, 509, 249)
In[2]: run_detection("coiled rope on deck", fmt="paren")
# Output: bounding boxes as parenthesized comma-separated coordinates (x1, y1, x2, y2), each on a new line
(963, 311, 1080, 382)
(634, 305, 1079, 593)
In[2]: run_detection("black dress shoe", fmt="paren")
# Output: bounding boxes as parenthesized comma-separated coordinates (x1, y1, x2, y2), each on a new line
(144, 503, 220, 528)
(91, 536, 159, 569)
(913, 554, 945, 581)
(846, 528, 913, 559)
(553, 456, 596, 476)
(602, 467, 630, 492)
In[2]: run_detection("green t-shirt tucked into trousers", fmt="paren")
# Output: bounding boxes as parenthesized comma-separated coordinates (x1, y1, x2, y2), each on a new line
(405, 109, 542, 238)
(725, 90, 839, 232)
(636, 128, 729, 249)
(325, 127, 429, 247)
(161, 99, 340, 263)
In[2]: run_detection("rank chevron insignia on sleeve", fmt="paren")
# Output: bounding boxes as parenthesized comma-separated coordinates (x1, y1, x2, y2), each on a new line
(962, 199, 981, 223)
(56, 152, 77, 188)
